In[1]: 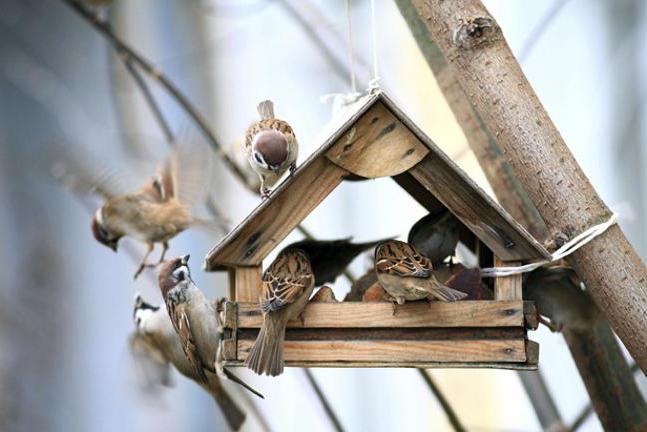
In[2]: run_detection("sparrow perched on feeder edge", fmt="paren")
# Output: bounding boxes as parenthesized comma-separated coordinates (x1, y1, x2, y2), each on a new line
(281, 237, 391, 286)
(408, 209, 461, 265)
(523, 264, 601, 332)
(132, 291, 262, 431)
(245, 100, 298, 198)
(375, 240, 467, 308)
(246, 249, 315, 376)
(89, 138, 212, 279)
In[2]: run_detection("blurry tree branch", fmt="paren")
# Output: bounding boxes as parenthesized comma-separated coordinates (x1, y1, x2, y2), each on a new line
(303, 370, 344, 432)
(395, 1, 647, 430)
(417, 370, 466, 432)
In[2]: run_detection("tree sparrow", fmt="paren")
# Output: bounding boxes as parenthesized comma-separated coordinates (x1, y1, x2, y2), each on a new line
(281, 237, 391, 286)
(246, 249, 315, 376)
(408, 210, 461, 264)
(132, 292, 259, 430)
(90, 141, 212, 279)
(375, 240, 467, 305)
(245, 100, 298, 198)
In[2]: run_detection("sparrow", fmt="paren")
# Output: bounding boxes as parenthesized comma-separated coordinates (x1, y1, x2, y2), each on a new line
(90, 140, 212, 279)
(281, 237, 391, 286)
(245, 100, 298, 198)
(156, 256, 263, 429)
(524, 265, 601, 332)
(344, 269, 378, 301)
(408, 210, 461, 264)
(309, 286, 338, 303)
(246, 249, 315, 376)
(444, 266, 492, 300)
(229, 136, 262, 194)
(375, 240, 467, 305)
(362, 284, 391, 302)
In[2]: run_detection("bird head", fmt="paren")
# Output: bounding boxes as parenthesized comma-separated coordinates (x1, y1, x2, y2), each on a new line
(133, 292, 160, 330)
(252, 129, 288, 174)
(157, 254, 191, 297)
(91, 210, 121, 252)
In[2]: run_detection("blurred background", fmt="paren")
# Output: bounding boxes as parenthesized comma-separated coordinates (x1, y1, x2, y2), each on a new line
(0, 0, 646, 431)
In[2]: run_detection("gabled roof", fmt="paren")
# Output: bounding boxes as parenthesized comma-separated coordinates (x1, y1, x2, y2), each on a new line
(204, 91, 550, 271)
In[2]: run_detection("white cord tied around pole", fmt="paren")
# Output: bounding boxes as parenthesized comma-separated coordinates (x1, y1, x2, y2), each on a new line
(480, 213, 619, 278)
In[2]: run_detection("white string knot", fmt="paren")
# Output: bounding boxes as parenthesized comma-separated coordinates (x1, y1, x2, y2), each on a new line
(480, 213, 619, 278)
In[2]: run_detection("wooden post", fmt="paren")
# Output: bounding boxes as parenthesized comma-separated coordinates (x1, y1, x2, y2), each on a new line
(399, 0, 647, 374)
(493, 258, 522, 301)
(230, 266, 262, 302)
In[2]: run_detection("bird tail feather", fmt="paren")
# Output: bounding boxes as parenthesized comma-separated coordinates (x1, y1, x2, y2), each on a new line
(257, 100, 275, 120)
(430, 284, 468, 302)
(245, 318, 285, 376)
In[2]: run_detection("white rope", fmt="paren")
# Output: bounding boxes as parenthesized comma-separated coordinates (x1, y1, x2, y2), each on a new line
(368, 0, 380, 91)
(480, 213, 619, 277)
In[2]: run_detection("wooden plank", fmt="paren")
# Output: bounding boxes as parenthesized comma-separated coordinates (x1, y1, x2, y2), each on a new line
(227, 269, 235, 299)
(408, 156, 549, 261)
(234, 300, 524, 328)
(205, 157, 348, 268)
(325, 102, 429, 178)
(233, 266, 262, 302)
(237, 339, 527, 363)
(493, 258, 523, 300)
(224, 360, 537, 370)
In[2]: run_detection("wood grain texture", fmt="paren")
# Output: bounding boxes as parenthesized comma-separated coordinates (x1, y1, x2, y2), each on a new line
(325, 102, 429, 177)
(233, 266, 262, 302)
(223, 360, 537, 370)
(234, 300, 524, 328)
(409, 155, 547, 262)
(494, 258, 523, 300)
(236, 339, 527, 363)
(206, 157, 348, 268)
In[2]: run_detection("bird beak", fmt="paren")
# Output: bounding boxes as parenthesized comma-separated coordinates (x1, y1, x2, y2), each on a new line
(271, 165, 281, 175)
(181, 254, 190, 265)
(109, 241, 119, 252)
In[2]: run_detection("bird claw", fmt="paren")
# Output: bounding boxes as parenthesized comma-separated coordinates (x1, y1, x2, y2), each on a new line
(289, 162, 297, 177)
(260, 188, 271, 199)
(133, 262, 157, 280)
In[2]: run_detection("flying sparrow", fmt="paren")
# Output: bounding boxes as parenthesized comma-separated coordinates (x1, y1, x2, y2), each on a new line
(408, 210, 461, 264)
(156, 256, 263, 428)
(524, 265, 601, 332)
(375, 240, 467, 305)
(132, 292, 259, 431)
(245, 100, 298, 198)
(90, 140, 212, 279)
(281, 237, 391, 286)
(246, 249, 315, 376)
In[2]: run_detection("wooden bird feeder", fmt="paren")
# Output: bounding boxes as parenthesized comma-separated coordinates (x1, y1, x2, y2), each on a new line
(204, 91, 547, 370)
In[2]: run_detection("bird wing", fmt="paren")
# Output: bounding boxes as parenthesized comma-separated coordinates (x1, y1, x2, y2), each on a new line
(128, 332, 174, 391)
(261, 251, 314, 313)
(375, 241, 432, 279)
(165, 292, 208, 383)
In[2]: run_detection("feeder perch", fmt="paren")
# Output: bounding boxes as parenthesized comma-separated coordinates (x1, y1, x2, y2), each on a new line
(204, 91, 547, 370)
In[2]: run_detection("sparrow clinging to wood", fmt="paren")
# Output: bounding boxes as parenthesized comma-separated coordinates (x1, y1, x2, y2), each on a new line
(281, 237, 392, 286)
(375, 240, 467, 305)
(156, 256, 263, 429)
(246, 249, 315, 376)
(245, 100, 298, 198)
(88, 138, 212, 279)
(408, 209, 461, 265)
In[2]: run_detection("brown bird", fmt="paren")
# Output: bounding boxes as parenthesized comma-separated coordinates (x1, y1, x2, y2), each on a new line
(375, 240, 467, 305)
(90, 141, 212, 279)
(245, 100, 298, 198)
(281, 237, 390, 286)
(524, 265, 601, 332)
(156, 256, 263, 429)
(408, 209, 461, 264)
(345, 269, 378, 301)
(246, 249, 315, 376)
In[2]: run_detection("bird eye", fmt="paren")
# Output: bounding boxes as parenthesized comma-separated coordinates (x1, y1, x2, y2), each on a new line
(172, 267, 186, 282)
(254, 152, 263, 164)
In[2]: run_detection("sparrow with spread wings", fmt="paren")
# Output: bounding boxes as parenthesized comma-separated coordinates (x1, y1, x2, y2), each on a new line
(245, 100, 298, 198)
(375, 240, 467, 306)
(85, 138, 212, 279)
(245, 249, 315, 376)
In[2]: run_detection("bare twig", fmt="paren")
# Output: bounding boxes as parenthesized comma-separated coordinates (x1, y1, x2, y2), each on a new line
(303, 369, 344, 432)
(417, 370, 466, 432)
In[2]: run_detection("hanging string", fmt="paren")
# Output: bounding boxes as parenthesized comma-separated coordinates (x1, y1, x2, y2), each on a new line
(368, 0, 381, 90)
(345, 0, 357, 93)
(480, 213, 619, 277)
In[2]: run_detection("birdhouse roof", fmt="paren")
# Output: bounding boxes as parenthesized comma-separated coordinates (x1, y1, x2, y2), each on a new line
(204, 91, 550, 271)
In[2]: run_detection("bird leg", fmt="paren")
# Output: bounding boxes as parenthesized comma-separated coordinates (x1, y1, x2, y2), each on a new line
(134, 243, 155, 280)
(538, 315, 563, 332)
(391, 300, 399, 316)
(289, 162, 297, 177)
(259, 177, 270, 199)
(157, 241, 169, 264)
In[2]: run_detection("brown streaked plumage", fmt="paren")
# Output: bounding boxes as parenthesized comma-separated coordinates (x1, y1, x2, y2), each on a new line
(245, 249, 315, 376)
(375, 240, 467, 304)
(245, 100, 298, 198)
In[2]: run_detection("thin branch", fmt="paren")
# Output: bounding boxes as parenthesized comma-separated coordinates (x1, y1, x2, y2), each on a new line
(417, 370, 466, 432)
(303, 369, 344, 432)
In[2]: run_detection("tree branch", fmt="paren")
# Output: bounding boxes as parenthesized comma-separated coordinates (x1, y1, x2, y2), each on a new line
(303, 369, 345, 432)
(417, 369, 466, 432)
